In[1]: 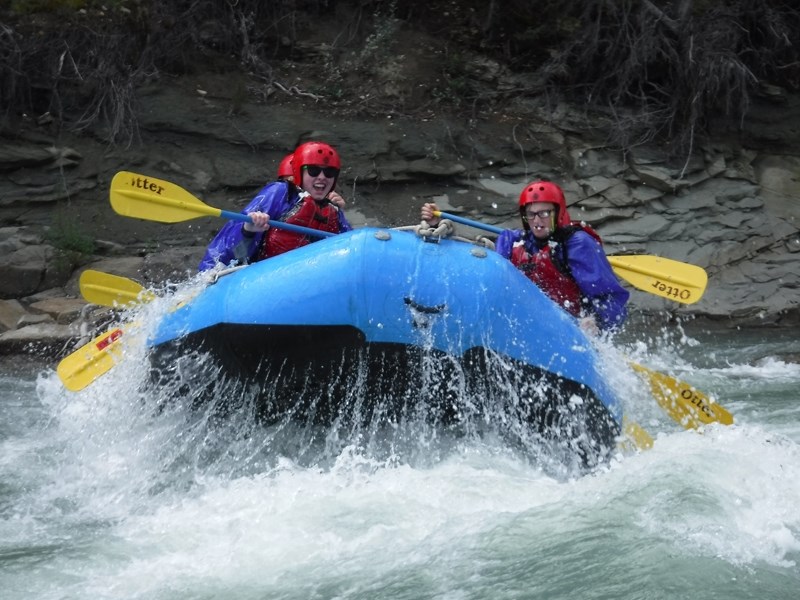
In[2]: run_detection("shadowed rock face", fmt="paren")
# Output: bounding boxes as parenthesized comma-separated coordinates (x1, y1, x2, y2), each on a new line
(1, 78, 799, 355)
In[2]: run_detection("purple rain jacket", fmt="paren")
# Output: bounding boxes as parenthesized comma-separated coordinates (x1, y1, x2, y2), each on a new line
(495, 227, 629, 331)
(198, 181, 352, 271)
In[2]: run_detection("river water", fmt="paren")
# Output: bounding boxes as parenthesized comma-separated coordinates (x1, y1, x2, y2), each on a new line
(1, 313, 799, 599)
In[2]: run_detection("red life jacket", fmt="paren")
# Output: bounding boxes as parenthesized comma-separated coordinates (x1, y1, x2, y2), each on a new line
(257, 195, 341, 260)
(510, 223, 603, 317)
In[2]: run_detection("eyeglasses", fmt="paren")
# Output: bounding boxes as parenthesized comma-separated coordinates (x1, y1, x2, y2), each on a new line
(303, 165, 339, 178)
(525, 209, 553, 220)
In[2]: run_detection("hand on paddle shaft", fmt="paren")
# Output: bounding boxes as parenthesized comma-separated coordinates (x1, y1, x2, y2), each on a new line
(243, 193, 346, 234)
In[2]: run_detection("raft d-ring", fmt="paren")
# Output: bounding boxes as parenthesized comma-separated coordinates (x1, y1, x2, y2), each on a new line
(374, 230, 392, 241)
(470, 248, 488, 258)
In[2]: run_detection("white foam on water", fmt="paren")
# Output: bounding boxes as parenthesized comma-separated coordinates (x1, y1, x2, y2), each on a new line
(4, 287, 799, 598)
(635, 425, 800, 568)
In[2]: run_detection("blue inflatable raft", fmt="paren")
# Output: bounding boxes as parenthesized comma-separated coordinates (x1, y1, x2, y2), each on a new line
(148, 227, 623, 467)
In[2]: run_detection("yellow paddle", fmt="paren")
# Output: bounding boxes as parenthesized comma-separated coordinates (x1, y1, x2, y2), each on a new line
(607, 255, 707, 305)
(57, 326, 128, 392)
(110, 171, 335, 238)
(79, 269, 156, 307)
(431, 210, 708, 304)
(622, 418, 654, 451)
(59, 270, 160, 391)
(629, 362, 734, 427)
(58, 269, 192, 393)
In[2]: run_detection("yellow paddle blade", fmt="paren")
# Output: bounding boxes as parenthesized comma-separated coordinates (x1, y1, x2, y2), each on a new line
(609, 255, 708, 304)
(56, 327, 128, 392)
(110, 171, 222, 223)
(629, 362, 734, 429)
(621, 417, 654, 451)
(79, 270, 156, 307)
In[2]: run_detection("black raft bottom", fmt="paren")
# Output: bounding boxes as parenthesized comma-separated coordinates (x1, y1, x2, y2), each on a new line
(149, 324, 621, 470)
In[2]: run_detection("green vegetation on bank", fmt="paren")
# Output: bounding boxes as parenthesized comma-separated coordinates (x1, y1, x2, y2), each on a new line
(2, 0, 798, 152)
(46, 211, 96, 273)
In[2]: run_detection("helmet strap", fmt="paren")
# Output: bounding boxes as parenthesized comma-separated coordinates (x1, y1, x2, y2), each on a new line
(520, 206, 531, 232)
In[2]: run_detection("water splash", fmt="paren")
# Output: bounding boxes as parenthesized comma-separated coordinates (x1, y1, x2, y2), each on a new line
(3, 318, 800, 598)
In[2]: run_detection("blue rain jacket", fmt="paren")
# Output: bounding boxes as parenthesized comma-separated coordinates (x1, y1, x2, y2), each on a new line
(495, 228, 629, 330)
(198, 181, 352, 271)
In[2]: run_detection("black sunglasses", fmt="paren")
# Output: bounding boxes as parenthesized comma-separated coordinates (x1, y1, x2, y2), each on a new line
(525, 209, 553, 220)
(303, 165, 339, 178)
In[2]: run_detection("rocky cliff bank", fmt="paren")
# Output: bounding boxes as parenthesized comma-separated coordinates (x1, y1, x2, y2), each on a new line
(1, 78, 799, 358)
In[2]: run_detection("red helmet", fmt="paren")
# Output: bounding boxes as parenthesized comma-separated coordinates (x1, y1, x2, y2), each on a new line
(518, 180, 571, 229)
(277, 153, 294, 180)
(292, 141, 341, 186)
